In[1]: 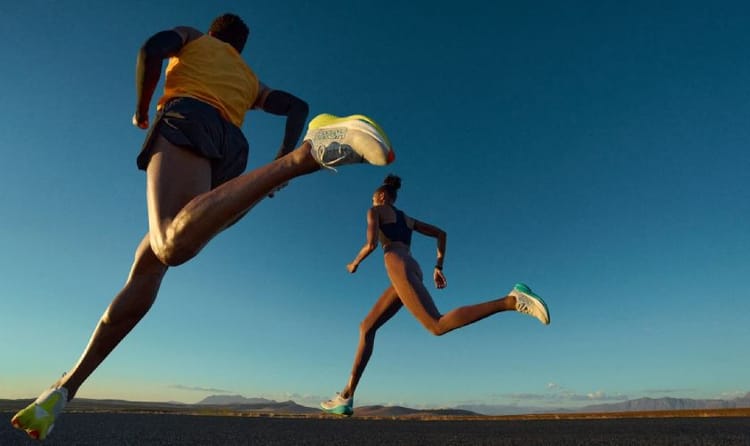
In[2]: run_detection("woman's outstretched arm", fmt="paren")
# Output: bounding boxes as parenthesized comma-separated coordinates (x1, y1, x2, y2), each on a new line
(347, 208, 379, 273)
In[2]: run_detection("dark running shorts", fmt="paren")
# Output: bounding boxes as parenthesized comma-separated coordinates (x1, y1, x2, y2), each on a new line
(137, 97, 249, 188)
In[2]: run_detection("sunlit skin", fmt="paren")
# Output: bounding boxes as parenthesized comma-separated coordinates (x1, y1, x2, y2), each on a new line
(337, 181, 520, 400)
(50, 19, 323, 401)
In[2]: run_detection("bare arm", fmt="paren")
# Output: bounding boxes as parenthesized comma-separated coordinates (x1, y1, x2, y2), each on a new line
(413, 219, 448, 289)
(347, 208, 379, 273)
(133, 26, 202, 129)
(253, 84, 310, 160)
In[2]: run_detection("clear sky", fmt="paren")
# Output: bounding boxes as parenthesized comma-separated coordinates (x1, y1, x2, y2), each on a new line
(1, 0, 748, 412)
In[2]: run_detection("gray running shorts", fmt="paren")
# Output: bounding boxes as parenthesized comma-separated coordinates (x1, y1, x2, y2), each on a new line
(137, 97, 249, 188)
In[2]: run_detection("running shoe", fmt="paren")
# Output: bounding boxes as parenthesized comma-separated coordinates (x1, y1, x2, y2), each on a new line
(510, 283, 550, 325)
(320, 392, 354, 416)
(304, 114, 395, 169)
(11, 386, 68, 440)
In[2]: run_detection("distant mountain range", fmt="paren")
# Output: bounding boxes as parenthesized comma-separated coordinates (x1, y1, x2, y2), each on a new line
(579, 393, 750, 413)
(0, 396, 318, 416)
(457, 393, 750, 416)
(353, 405, 477, 418)
(196, 395, 275, 406)
(2, 393, 749, 418)
(193, 396, 478, 417)
(193, 395, 317, 414)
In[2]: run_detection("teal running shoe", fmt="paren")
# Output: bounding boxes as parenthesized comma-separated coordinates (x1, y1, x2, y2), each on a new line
(320, 392, 354, 416)
(11, 387, 68, 440)
(304, 114, 395, 169)
(510, 283, 550, 325)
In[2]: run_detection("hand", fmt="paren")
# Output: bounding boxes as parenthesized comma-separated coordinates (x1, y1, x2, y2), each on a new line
(132, 112, 149, 129)
(347, 262, 359, 273)
(433, 268, 447, 289)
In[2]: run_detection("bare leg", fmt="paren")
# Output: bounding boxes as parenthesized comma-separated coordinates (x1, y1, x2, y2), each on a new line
(341, 286, 402, 399)
(56, 235, 167, 400)
(385, 252, 516, 336)
(53, 138, 320, 399)
(146, 136, 320, 266)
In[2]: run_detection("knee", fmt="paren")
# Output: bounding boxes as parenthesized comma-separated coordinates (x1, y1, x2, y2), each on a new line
(359, 320, 377, 340)
(152, 246, 187, 267)
(425, 321, 447, 337)
(150, 235, 195, 267)
(427, 327, 447, 336)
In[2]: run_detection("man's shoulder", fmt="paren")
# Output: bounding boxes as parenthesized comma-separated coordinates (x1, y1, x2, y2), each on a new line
(172, 26, 204, 45)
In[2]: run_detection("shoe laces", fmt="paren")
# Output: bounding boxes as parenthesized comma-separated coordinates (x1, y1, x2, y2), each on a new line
(314, 142, 363, 171)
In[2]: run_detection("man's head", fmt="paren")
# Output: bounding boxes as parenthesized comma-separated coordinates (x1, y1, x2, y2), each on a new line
(208, 13, 249, 53)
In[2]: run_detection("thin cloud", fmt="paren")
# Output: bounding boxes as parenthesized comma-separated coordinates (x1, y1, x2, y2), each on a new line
(718, 390, 749, 400)
(503, 391, 629, 403)
(169, 384, 232, 393)
(261, 392, 328, 408)
(585, 391, 629, 401)
(500, 384, 630, 404)
(643, 388, 694, 395)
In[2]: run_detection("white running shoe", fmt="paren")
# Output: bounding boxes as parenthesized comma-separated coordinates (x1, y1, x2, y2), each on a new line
(510, 282, 550, 325)
(304, 114, 395, 170)
(320, 392, 354, 416)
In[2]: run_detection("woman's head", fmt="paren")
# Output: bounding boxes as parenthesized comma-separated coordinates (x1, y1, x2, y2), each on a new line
(373, 174, 401, 206)
(208, 13, 250, 53)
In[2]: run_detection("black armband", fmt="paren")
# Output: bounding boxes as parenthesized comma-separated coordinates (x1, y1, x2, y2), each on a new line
(142, 30, 184, 59)
(263, 90, 309, 157)
(135, 31, 184, 117)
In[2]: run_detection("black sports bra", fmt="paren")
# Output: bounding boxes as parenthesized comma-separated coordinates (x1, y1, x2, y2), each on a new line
(378, 208, 413, 248)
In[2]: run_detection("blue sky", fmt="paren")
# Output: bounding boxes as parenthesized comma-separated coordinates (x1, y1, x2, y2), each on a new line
(1, 0, 748, 412)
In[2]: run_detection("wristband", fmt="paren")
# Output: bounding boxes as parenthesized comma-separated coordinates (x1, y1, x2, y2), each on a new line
(434, 265, 443, 270)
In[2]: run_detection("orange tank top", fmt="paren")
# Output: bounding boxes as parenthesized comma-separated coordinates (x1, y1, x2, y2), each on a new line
(157, 35, 259, 127)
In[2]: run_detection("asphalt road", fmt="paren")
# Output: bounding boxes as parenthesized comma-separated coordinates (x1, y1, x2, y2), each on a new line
(3, 412, 750, 445)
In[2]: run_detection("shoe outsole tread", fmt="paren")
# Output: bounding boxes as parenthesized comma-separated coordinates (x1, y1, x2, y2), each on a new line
(513, 282, 551, 325)
(306, 114, 395, 166)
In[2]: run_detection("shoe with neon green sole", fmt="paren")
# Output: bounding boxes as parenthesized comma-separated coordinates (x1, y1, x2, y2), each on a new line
(305, 113, 395, 169)
(11, 387, 68, 440)
(510, 283, 550, 325)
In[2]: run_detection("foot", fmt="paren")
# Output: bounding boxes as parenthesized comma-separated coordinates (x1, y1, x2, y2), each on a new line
(320, 392, 354, 416)
(304, 114, 395, 169)
(11, 387, 68, 440)
(510, 283, 550, 325)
